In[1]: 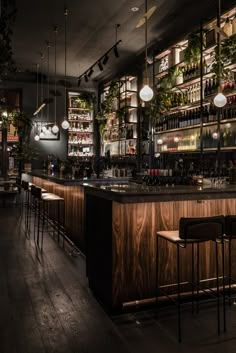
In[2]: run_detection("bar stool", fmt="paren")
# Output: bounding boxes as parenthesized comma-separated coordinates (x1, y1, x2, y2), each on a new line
(156, 215, 225, 342)
(224, 215, 236, 304)
(32, 187, 65, 250)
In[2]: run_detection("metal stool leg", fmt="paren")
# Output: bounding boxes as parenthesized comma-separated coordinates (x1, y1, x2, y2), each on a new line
(215, 241, 220, 335)
(177, 244, 181, 343)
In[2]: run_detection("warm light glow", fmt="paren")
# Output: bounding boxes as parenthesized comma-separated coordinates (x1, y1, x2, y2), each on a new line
(226, 123, 231, 129)
(139, 84, 153, 102)
(61, 119, 70, 130)
(52, 124, 59, 134)
(45, 128, 51, 135)
(2, 111, 8, 117)
(157, 138, 163, 145)
(213, 92, 227, 108)
(174, 136, 179, 143)
(34, 134, 40, 141)
(212, 132, 218, 140)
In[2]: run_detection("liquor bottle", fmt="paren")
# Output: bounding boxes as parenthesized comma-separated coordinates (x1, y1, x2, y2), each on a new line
(203, 59, 207, 74)
(204, 80, 209, 97)
(202, 106, 209, 123)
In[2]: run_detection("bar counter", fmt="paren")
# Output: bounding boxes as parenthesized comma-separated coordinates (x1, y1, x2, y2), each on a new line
(84, 183, 236, 312)
(26, 171, 128, 252)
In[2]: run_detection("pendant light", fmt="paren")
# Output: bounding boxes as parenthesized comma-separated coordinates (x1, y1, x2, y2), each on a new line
(61, 8, 70, 130)
(52, 26, 59, 134)
(39, 53, 45, 139)
(139, 0, 153, 102)
(34, 63, 40, 141)
(45, 41, 51, 135)
(213, 0, 227, 108)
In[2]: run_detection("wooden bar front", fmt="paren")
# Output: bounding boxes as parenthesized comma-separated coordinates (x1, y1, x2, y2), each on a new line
(85, 184, 236, 312)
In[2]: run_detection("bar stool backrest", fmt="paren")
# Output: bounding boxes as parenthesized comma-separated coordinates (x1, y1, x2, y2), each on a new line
(225, 215, 236, 238)
(179, 215, 225, 241)
(23, 181, 29, 191)
(34, 187, 42, 199)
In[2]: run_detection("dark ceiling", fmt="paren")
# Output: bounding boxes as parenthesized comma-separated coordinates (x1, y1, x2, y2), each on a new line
(12, 0, 236, 84)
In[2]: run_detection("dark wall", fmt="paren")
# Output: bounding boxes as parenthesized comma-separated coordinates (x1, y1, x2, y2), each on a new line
(0, 78, 97, 169)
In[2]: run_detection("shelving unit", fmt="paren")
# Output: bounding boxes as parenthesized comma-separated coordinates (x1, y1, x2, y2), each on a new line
(153, 4, 236, 165)
(67, 91, 94, 158)
(102, 75, 138, 157)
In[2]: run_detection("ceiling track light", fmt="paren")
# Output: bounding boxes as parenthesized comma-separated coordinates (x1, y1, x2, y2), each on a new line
(77, 39, 122, 81)
(102, 54, 109, 65)
(98, 61, 103, 71)
(113, 45, 119, 58)
(87, 68, 94, 77)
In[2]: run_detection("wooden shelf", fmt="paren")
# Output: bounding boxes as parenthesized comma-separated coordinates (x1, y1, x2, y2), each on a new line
(68, 107, 91, 111)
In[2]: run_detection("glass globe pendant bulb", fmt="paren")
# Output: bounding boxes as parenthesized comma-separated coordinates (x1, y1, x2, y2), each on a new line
(39, 131, 45, 138)
(52, 124, 59, 134)
(61, 119, 69, 130)
(213, 92, 227, 108)
(139, 84, 153, 102)
(34, 134, 40, 141)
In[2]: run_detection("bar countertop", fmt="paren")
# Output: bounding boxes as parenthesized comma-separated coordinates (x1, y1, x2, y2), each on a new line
(28, 170, 129, 186)
(84, 182, 236, 203)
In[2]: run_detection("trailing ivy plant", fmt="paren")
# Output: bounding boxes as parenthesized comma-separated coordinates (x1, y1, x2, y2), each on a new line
(211, 36, 236, 82)
(96, 80, 123, 138)
(184, 31, 206, 65)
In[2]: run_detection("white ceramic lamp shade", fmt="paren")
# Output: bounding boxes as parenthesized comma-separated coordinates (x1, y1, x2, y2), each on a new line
(213, 92, 227, 108)
(139, 84, 154, 102)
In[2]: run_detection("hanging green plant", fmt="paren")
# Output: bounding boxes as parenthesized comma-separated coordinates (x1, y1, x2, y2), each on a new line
(184, 31, 206, 65)
(96, 80, 123, 137)
(76, 91, 96, 109)
(211, 36, 236, 82)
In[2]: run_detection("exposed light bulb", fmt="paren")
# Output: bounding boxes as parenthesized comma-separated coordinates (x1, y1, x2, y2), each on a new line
(212, 132, 218, 140)
(174, 136, 179, 143)
(39, 131, 45, 138)
(139, 85, 153, 102)
(157, 138, 163, 145)
(225, 123, 231, 129)
(61, 119, 69, 130)
(42, 126, 47, 132)
(52, 124, 59, 134)
(214, 92, 227, 108)
(2, 111, 8, 117)
(34, 134, 40, 141)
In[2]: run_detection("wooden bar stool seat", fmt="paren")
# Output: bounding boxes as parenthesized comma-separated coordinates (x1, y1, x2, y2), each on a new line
(156, 215, 225, 342)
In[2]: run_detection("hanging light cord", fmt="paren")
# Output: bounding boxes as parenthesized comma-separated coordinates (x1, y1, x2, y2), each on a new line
(64, 8, 68, 117)
(36, 63, 39, 110)
(47, 41, 50, 124)
(40, 53, 44, 120)
(144, 0, 148, 79)
(218, 0, 222, 92)
(54, 26, 58, 125)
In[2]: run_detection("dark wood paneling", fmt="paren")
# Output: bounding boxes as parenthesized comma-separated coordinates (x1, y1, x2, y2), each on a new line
(32, 177, 85, 251)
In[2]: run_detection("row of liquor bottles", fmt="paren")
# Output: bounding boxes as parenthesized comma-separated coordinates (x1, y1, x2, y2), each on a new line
(182, 59, 211, 82)
(69, 121, 93, 132)
(68, 113, 92, 121)
(157, 126, 236, 152)
(68, 133, 93, 145)
(166, 77, 236, 108)
(156, 99, 236, 132)
(68, 145, 93, 157)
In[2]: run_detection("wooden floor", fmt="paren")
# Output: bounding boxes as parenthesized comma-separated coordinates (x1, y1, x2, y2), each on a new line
(1, 206, 236, 353)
